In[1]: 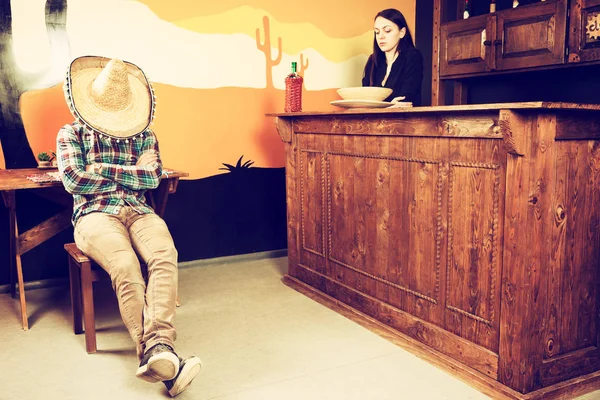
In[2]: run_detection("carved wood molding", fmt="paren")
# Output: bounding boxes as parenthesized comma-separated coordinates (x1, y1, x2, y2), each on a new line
(300, 147, 503, 321)
(275, 117, 292, 143)
(293, 115, 502, 139)
(328, 256, 439, 304)
(445, 162, 500, 326)
(299, 149, 326, 257)
(323, 150, 443, 304)
(499, 110, 527, 156)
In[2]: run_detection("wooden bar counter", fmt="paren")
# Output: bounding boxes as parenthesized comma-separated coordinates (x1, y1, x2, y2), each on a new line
(271, 103, 600, 399)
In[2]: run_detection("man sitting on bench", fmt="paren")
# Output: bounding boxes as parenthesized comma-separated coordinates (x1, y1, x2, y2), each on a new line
(57, 55, 201, 398)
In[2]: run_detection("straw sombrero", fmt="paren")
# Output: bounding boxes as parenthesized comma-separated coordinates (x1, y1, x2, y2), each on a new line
(64, 56, 155, 139)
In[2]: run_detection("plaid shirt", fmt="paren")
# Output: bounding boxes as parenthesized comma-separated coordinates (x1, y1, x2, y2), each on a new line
(57, 122, 163, 225)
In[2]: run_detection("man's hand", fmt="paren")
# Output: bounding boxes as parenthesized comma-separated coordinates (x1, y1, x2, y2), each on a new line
(137, 150, 158, 167)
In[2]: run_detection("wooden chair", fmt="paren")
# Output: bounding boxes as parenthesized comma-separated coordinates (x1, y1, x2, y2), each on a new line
(65, 243, 179, 353)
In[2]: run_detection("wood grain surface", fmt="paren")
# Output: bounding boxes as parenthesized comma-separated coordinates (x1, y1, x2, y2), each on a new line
(275, 104, 600, 398)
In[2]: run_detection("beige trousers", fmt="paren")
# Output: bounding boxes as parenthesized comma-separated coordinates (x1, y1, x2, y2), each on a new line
(74, 207, 178, 359)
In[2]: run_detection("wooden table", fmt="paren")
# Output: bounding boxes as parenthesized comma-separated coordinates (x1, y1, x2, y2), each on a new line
(0, 167, 187, 330)
(271, 102, 600, 399)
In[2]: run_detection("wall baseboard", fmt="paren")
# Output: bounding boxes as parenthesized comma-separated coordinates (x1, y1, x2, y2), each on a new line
(0, 278, 69, 294)
(0, 248, 288, 294)
(178, 248, 288, 269)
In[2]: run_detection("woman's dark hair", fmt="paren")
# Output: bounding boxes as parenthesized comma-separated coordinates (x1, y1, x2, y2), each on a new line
(365, 8, 415, 86)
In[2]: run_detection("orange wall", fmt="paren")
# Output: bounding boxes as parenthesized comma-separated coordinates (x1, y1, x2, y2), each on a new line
(16, 1, 416, 179)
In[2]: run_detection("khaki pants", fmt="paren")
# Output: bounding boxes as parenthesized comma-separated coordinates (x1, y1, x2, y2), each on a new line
(74, 207, 178, 359)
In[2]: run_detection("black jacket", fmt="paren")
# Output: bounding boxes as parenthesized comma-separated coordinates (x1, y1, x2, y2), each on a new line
(362, 46, 423, 106)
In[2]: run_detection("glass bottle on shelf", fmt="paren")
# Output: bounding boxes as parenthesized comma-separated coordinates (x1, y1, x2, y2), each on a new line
(284, 61, 303, 113)
(463, 0, 470, 19)
(490, 0, 496, 12)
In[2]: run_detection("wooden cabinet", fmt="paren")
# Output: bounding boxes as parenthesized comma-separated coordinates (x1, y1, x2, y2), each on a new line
(274, 103, 600, 399)
(496, 0, 567, 70)
(441, 15, 495, 75)
(569, 0, 600, 62)
(440, 0, 567, 77)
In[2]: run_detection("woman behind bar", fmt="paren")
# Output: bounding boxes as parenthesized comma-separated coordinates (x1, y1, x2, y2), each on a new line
(362, 8, 423, 106)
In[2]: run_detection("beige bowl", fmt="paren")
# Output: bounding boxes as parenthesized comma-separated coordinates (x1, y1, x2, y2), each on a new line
(337, 87, 393, 101)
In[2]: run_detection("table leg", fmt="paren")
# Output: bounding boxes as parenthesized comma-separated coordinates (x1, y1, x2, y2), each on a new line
(3, 190, 28, 330)
(15, 234, 28, 331)
(2, 191, 17, 299)
(152, 177, 179, 218)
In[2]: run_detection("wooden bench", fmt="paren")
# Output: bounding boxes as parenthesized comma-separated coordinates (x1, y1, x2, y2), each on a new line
(65, 243, 179, 353)
(62, 173, 186, 352)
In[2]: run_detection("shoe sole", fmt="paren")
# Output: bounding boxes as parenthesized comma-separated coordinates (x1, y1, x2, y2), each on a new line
(168, 357, 202, 397)
(136, 351, 180, 383)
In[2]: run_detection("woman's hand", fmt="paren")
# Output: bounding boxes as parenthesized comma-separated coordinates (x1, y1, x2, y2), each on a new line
(387, 96, 410, 108)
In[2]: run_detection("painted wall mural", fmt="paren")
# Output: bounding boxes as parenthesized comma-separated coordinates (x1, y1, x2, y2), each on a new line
(0, 0, 415, 283)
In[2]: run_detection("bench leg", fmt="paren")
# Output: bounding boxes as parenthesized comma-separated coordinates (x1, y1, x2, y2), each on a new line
(68, 258, 83, 334)
(80, 260, 97, 354)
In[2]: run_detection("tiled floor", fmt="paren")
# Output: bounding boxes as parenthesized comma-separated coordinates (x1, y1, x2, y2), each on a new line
(0, 256, 597, 399)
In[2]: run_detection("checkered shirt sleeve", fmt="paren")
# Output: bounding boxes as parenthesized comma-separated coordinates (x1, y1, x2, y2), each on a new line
(57, 124, 118, 194)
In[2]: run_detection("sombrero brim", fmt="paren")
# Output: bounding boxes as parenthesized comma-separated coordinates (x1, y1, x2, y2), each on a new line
(65, 56, 154, 138)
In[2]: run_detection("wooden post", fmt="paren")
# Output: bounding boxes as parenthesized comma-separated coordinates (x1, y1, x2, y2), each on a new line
(454, 81, 468, 105)
(435, 0, 469, 105)
(453, 0, 468, 105)
(499, 110, 555, 392)
(432, 0, 446, 106)
(276, 117, 299, 277)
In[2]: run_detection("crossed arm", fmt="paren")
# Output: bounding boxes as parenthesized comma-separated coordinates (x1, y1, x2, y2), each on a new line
(93, 137, 163, 191)
(57, 125, 163, 195)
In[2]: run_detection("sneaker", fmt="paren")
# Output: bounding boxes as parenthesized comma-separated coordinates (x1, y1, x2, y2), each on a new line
(163, 356, 202, 397)
(136, 343, 180, 383)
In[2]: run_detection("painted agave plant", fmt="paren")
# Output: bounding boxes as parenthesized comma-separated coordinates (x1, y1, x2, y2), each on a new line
(219, 155, 255, 173)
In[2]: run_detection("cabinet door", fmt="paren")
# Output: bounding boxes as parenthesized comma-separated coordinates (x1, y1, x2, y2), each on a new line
(440, 15, 496, 77)
(568, 0, 600, 63)
(496, 0, 567, 70)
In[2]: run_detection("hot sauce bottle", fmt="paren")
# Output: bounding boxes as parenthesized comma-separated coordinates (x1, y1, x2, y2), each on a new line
(285, 61, 303, 113)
